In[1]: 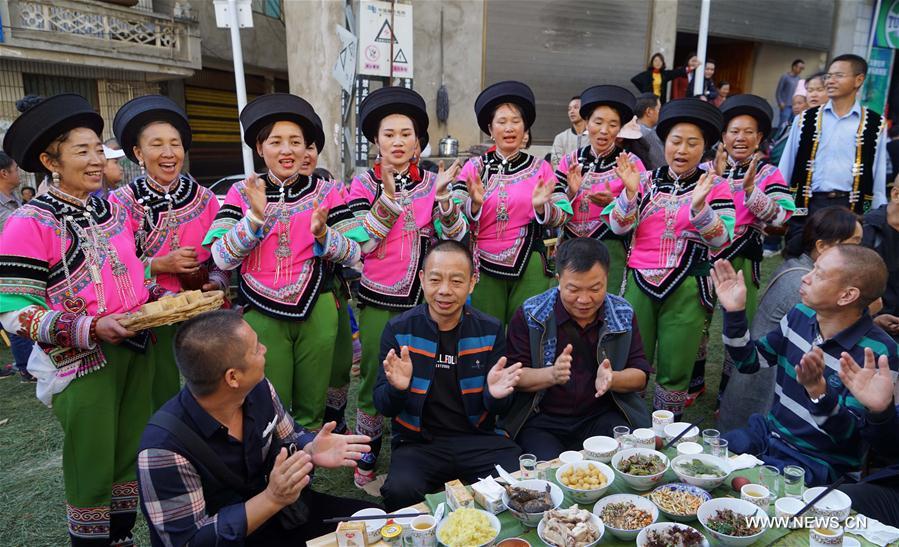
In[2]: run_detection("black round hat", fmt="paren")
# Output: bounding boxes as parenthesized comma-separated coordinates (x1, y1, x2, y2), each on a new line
(719, 94, 773, 139)
(239, 93, 325, 152)
(360, 86, 430, 150)
(655, 98, 724, 149)
(474, 81, 536, 135)
(3, 94, 103, 173)
(579, 85, 636, 125)
(113, 95, 192, 163)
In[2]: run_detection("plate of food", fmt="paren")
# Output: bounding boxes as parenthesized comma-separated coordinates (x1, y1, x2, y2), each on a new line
(647, 482, 711, 522)
(119, 290, 225, 330)
(436, 507, 501, 547)
(611, 448, 669, 491)
(671, 453, 733, 490)
(592, 493, 659, 541)
(556, 460, 615, 504)
(636, 522, 710, 547)
(537, 505, 604, 547)
(697, 497, 767, 546)
(501, 479, 564, 527)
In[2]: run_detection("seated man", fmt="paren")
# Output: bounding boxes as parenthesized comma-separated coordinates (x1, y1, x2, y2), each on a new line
(837, 347, 899, 527)
(712, 245, 899, 486)
(375, 240, 524, 511)
(503, 237, 652, 460)
(137, 310, 376, 546)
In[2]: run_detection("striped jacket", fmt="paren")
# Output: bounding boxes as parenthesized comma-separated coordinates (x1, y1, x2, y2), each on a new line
(373, 303, 511, 442)
(723, 304, 899, 479)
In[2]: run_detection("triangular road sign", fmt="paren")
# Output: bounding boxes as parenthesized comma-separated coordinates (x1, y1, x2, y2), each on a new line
(374, 19, 395, 44)
(393, 48, 408, 64)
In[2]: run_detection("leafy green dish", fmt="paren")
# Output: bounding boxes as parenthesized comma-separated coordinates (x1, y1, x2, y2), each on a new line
(675, 458, 726, 478)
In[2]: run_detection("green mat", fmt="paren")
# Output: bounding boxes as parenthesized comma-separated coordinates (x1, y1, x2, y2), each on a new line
(423, 455, 884, 546)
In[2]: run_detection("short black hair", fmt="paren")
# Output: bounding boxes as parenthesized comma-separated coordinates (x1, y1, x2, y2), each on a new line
(570, 95, 581, 102)
(556, 237, 610, 275)
(830, 53, 867, 76)
(174, 310, 247, 397)
(423, 240, 474, 276)
(20, 187, 34, 196)
(806, 72, 827, 85)
(792, 59, 805, 68)
(786, 206, 859, 258)
(0, 151, 14, 171)
(831, 245, 887, 309)
(635, 92, 660, 118)
(706, 59, 716, 66)
(312, 167, 333, 180)
(718, 80, 730, 89)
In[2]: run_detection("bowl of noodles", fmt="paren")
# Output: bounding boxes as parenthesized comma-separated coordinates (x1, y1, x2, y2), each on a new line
(436, 507, 501, 547)
(647, 483, 711, 522)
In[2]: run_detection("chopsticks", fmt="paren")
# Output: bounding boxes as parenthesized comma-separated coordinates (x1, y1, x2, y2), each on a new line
(791, 476, 848, 520)
(322, 511, 429, 524)
(662, 416, 706, 450)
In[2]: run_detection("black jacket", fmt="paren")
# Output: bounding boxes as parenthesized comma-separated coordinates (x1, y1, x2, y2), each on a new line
(630, 67, 687, 104)
(862, 205, 899, 315)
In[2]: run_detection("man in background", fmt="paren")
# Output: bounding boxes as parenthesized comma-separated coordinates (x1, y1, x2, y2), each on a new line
(776, 59, 805, 126)
(634, 92, 666, 169)
(551, 96, 587, 166)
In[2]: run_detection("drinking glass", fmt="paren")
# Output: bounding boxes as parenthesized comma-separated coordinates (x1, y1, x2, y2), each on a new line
(519, 453, 537, 479)
(783, 465, 806, 498)
(535, 460, 552, 481)
(702, 428, 720, 447)
(613, 425, 630, 441)
(709, 437, 729, 459)
(759, 464, 781, 499)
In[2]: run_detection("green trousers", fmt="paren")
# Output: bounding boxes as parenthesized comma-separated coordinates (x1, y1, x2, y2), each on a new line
(325, 292, 354, 430)
(624, 273, 707, 416)
(471, 252, 551, 325)
(53, 341, 154, 543)
(244, 292, 338, 430)
(150, 323, 179, 410)
(733, 255, 759, 325)
(605, 238, 628, 296)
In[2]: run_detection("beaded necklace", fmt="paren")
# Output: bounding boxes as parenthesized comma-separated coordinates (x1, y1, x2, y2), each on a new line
(268, 170, 300, 286)
(135, 175, 183, 255)
(653, 167, 697, 268)
(485, 148, 521, 237)
(575, 145, 618, 219)
(802, 105, 867, 207)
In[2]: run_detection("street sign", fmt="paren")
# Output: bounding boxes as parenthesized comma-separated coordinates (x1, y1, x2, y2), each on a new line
(357, 0, 413, 78)
(863, 46, 894, 114)
(333, 24, 358, 94)
(213, 0, 253, 29)
(875, 0, 899, 48)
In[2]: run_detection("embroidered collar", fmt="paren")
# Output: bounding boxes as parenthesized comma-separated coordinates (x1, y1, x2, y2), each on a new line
(145, 174, 181, 195)
(262, 172, 315, 199)
(578, 144, 621, 173)
(482, 149, 531, 173)
(133, 174, 193, 207)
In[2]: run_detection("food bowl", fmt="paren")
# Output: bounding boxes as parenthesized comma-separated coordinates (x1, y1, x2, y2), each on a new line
(636, 522, 710, 547)
(697, 497, 768, 546)
(583, 435, 618, 463)
(435, 507, 500, 547)
(803, 487, 852, 522)
(351, 508, 387, 544)
(671, 453, 733, 490)
(500, 479, 564, 527)
(611, 448, 670, 491)
(774, 497, 805, 529)
(648, 483, 712, 522)
(592, 493, 659, 541)
(537, 509, 604, 547)
(664, 422, 701, 445)
(559, 450, 584, 465)
(555, 460, 615, 504)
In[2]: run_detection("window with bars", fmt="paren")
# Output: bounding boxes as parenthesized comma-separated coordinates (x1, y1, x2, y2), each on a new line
(22, 74, 99, 109)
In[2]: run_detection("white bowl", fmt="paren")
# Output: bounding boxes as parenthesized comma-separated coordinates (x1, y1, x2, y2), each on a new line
(592, 493, 660, 541)
(436, 508, 500, 547)
(500, 479, 565, 527)
(583, 435, 618, 463)
(676, 441, 704, 457)
(774, 497, 805, 529)
(803, 487, 852, 522)
(559, 450, 584, 465)
(671, 453, 733, 490)
(351, 508, 387, 543)
(555, 460, 615, 504)
(537, 510, 604, 547)
(664, 422, 701, 444)
(611, 448, 670, 491)
(648, 482, 712, 522)
(636, 522, 710, 547)
(697, 497, 768, 546)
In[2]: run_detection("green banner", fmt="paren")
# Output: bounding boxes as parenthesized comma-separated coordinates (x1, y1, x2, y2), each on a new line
(862, 46, 894, 113)
(875, 0, 899, 48)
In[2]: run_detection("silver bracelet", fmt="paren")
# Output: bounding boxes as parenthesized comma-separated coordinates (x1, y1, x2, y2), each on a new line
(246, 211, 264, 226)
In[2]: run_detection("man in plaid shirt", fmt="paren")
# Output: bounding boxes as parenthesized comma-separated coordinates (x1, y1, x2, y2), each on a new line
(137, 310, 377, 546)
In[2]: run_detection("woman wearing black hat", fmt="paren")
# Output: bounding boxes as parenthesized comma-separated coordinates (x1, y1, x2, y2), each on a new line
(0, 94, 157, 545)
(203, 93, 366, 430)
(556, 85, 647, 292)
(455, 81, 573, 324)
(110, 95, 228, 408)
(602, 98, 735, 417)
(345, 86, 466, 486)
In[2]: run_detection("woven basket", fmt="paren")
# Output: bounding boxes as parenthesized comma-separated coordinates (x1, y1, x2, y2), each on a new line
(119, 290, 225, 330)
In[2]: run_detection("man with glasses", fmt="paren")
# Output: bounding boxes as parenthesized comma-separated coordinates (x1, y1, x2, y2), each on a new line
(779, 54, 887, 247)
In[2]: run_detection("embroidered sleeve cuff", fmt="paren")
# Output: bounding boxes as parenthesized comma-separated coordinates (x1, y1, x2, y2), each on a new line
(16, 307, 96, 349)
(212, 216, 264, 271)
(605, 190, 639, 233)
(362, 194, 402, 241)
(465, 197, 483, 222)
(313, 227, 362, 266)
(744, 185, 783, 224)
(437, 198, 467, 241)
